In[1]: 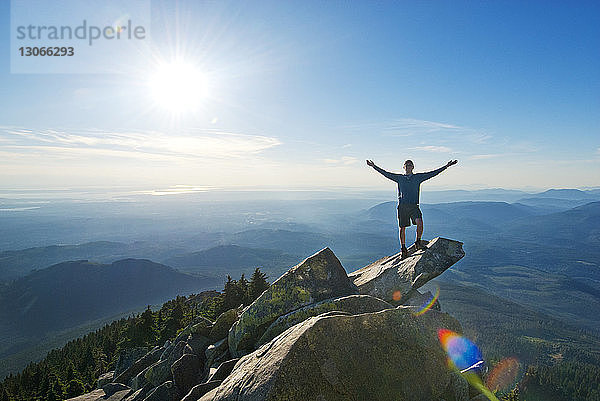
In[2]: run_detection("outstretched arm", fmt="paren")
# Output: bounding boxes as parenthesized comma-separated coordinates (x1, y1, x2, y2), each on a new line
(419, 160, 458, 182)
(366, 160, 400, 181)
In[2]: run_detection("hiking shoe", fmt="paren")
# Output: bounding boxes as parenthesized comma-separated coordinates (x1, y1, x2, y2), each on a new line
(401, 246, 409, 259)
(414, 240, 428, 250)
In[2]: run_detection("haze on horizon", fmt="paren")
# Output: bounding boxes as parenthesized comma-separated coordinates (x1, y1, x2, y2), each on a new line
(0, 1, 598, 192)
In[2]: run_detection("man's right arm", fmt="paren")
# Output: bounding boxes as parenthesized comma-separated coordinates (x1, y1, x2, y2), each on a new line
(366, 160, 400, 181)
(418, 160, 458, 182)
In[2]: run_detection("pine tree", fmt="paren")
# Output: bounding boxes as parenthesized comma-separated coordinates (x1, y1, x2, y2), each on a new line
(171, 301, 184, 322)
(138, 305, 156, 346)
(65, 362, 76, 382)
(249, 267, 269, 301)
(222, 275, 242, 310)
(65, 379, 85, 398)
(238, 273, 250, 305)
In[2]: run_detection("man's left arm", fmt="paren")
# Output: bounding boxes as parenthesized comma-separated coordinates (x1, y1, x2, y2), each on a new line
(419, 160, 458, 182)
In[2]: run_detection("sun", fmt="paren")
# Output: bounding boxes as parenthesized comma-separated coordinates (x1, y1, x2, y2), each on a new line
(148, 61, 208, 113)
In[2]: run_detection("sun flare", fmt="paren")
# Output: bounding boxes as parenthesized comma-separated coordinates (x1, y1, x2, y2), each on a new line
(148, 61, 208, 113)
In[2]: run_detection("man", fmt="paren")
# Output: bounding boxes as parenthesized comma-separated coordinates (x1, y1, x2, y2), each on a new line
(366, 158, 458, 258)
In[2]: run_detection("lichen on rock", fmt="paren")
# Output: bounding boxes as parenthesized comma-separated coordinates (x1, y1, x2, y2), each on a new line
(257, 294, 393, 346)
(228, 247, 358, 357)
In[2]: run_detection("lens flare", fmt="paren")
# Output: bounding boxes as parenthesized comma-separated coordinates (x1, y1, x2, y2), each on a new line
(437, 329, 484, 373)
(112, 14, 130, 34)
(486, 357, 521, 394)
(438, 329, 501, 401)
(414, 287, 440, 316)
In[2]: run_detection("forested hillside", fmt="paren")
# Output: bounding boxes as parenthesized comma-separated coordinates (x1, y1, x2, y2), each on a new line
(1, 268, 599, 400)
(0, 269, 268, 401)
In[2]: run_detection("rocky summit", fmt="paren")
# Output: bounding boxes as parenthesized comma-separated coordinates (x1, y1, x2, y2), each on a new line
(348, 237, 465, 303)
(68, 238, 475, 401)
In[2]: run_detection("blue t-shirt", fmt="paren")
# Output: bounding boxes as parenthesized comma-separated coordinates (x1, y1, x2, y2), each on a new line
(373, 165, 447, 204)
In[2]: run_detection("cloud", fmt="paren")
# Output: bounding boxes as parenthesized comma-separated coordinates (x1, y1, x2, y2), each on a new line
(469, 133, 493, 144)
(0, 127, 281, 161)
(323, 156, 358, 165)
(384, 118, 463, 136)
(469, 154, 503, 160)
(338, 118, 493, 144)
(409, 145, 453, 153)
(0, 145, 176, 162)
(338, 118, 463, 136)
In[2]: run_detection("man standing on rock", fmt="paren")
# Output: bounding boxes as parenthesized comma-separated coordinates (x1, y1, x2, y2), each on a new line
(366, 159, 458, 258)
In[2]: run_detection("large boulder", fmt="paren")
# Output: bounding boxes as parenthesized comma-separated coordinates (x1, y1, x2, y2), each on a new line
(181, 381, 222, 401)
(143, 381, 179, 401)
(205, 338, 229, 369)
(114, 347, 150, 377)
(202, 306, 462, 401)
(228, 247, 358, 357)
(143, 359, 172, 388)
(171, 353, 202, 396)
(113, 346, 162, 386)
(170, 315, 213, 347)
(186, 332, 211, 358)
(209, 308, 239, 342)
(191, 317, 214, 337)
(207, 358, 240, 382)
(144, 341, 186, 388)
(161, 338, 187, 362)
(348, 237, 464, 302)
(257, 294, 392, 346)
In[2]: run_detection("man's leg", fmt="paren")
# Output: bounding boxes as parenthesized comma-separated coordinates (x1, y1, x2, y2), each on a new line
(398, 205, 409, 257)
(397, 205, 407, 249)
(399, 226, 409, 258)
(399, 226, 406, 248)
(415, 218, 423, 241)
(414, 217, 427, 249)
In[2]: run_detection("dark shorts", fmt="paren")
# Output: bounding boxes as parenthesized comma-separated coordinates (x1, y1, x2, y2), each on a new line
(397, 203, 422, 228)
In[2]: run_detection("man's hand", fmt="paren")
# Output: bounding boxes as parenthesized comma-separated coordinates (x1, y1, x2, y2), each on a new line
(366, 159, 375, 167)
(446, 160, 458, 167)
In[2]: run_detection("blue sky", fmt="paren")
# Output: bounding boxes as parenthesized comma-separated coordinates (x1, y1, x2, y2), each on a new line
(1, 0, 598, 192)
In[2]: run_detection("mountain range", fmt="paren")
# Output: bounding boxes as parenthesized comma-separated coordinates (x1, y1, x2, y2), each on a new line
(164, 244, 300, 279)
(0, 241, 189, 283)
(0, 190, 599, 380)
(0, 258, 220, 378)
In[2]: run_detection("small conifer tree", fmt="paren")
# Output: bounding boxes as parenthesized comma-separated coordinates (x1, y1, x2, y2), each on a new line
(249, 267, 269, 301)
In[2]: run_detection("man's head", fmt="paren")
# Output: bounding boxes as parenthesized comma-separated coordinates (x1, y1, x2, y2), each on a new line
(404, 159, 414, 174)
